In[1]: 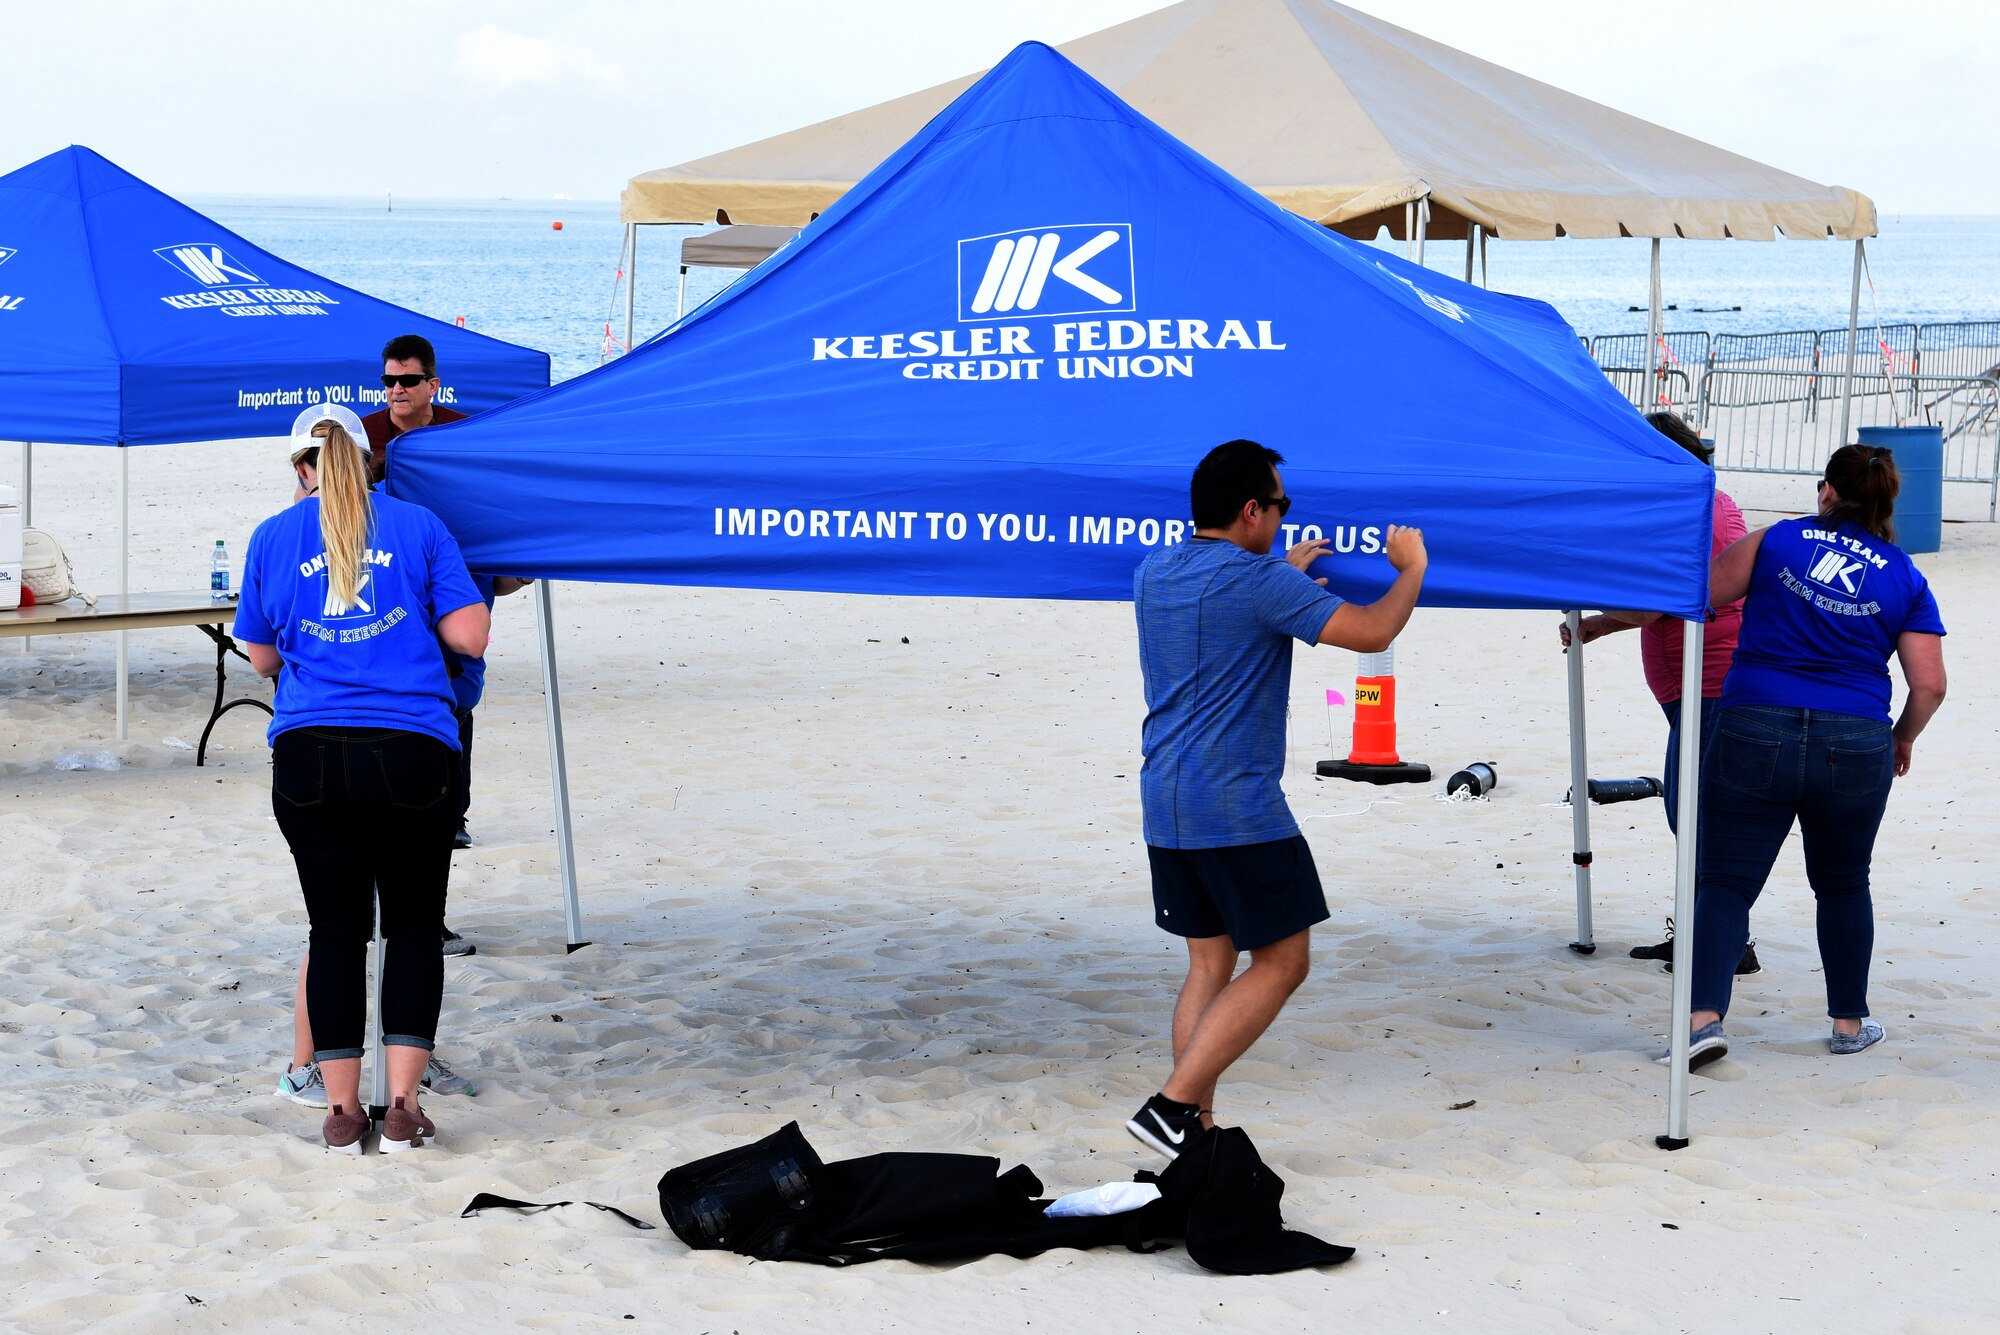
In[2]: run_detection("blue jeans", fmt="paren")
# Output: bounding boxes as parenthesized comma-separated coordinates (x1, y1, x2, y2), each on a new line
(1659, 696, 1724, 835)
(1692, 707, 1894, 1021)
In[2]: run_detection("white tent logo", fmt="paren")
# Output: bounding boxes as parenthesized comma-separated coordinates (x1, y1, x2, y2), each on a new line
(0, 245, 15, 266)
(958, 223, 1135, 321)
(154, 242, 262, 287)
(1807, 545, 1866, 596)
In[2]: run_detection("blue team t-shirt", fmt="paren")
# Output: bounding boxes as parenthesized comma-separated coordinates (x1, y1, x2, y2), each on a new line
(1720, 516, 1946, 722)
(1135, 538, 1345, 849)
(233, 494, 485, 748)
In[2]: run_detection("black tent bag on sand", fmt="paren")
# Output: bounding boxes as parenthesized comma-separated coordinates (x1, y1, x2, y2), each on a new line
(657, 1121, 828, 1256)
(658, 1122, 1351, 1272)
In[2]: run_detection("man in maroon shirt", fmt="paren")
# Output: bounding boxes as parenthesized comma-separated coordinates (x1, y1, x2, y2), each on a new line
(361, 333, 465, 483)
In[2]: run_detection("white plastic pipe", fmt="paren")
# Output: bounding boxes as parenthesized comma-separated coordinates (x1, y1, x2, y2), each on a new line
(1646, 239, 1664, 400)
(624, 222, 638, 354)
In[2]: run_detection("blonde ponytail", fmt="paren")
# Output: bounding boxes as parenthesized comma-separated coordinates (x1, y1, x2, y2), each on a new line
(311, 421, 373, 613)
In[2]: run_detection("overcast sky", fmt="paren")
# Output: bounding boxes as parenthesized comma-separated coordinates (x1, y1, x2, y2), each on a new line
(10, 0, 1995, 212)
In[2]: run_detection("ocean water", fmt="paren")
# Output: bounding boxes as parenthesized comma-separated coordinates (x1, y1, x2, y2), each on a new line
(196, 196, 2000, 386)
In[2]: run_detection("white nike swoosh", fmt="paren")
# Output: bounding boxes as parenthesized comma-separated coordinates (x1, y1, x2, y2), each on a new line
(1149, 1110, 1186, 1145)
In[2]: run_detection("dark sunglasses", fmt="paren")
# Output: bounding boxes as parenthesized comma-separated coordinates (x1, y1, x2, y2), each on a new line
(381, 373, 432, 388)
(1259, 494, 1294, 517)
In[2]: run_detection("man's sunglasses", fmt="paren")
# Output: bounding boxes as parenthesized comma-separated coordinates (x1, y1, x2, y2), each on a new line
(1259, 494, 1294, 517)
(381, 373, 433, 389)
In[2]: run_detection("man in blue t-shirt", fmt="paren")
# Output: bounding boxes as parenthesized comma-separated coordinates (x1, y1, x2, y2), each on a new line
(1125, 439, 1429, 1158)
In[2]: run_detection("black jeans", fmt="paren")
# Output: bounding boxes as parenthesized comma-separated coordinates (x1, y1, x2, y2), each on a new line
(272, 726, 460, 1060)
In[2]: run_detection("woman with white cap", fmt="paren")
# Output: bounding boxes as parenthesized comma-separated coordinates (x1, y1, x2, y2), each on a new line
(234, 403, 489, 1152)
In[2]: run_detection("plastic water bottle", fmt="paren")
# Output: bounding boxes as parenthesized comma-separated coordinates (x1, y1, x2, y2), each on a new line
(210, 539, 231, 601)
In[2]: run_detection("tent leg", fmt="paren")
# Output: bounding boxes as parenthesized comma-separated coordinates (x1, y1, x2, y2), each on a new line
(1646, 239, 1664, 405)
(116, 447, 129, 741)
(1464, 227, 1476, 284)
(1658, 619, 1706, 1150)
(1564, 610, 1595, 954)
(1413, 196, 1429, 266)
(1479, 227, 1489, 288)
(536, 580, 586, 950)
(1837, 239, 1864, 447)
(368, 929, 387, 1120)
(13, 443, 25, 656)
(677, 267, 688, 322)
(624, 223, 637, 353)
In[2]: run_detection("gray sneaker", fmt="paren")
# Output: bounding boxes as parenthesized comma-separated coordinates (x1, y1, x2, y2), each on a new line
(422, 1054, 477, 1096)
(276, 1060, 328, 1108)
(441, 925, 476, 957)
(1829, 1019, 1884, 1054)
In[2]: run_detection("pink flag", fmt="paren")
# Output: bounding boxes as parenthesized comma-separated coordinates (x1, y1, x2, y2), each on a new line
(1326, 689, 1347, 707)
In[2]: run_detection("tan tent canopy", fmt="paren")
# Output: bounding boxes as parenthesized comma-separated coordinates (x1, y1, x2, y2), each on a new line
(679, 223, 800, 270)
(624, 0, 1874, 242)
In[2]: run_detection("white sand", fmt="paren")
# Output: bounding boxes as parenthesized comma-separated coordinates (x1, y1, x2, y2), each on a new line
(3, 438, 1997, 1333)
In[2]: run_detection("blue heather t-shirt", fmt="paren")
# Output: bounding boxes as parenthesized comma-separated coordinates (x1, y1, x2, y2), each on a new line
(234, 494, 485, 748)
(1135, 538, 1345, 849)
(1721, 516, 1946, 723)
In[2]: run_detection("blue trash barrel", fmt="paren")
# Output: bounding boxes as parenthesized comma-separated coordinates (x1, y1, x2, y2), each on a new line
(1856, 425, 1943, 554)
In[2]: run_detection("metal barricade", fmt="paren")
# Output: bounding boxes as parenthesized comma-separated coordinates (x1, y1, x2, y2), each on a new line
(1916, 321, 2000, 381)
(1700, 369, 1999, 518)
(1589, 331, 1712, 412)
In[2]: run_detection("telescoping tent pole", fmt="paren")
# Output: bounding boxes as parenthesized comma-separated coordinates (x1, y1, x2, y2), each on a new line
(116, 446, 129, 740)
(1563, 610, 1594, 952)
(19, 442, 29, 526)
(1837, 238, 1865, 446)
(535, 579, 586, 949)
(1658, 618, 1706, 1149)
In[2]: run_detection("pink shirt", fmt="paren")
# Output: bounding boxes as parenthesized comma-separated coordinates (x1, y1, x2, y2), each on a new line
(1640, 490, 1746, 702)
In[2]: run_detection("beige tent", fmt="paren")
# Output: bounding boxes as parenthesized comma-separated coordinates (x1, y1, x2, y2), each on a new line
(623, 0, 1873, 244)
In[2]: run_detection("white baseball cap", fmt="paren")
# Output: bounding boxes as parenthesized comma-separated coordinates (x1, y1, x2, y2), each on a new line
(289, 402, 368, 449)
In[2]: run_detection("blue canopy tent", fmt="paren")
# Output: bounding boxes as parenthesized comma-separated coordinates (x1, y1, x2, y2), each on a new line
(392, 43, 1718, 1145)
(0, 145, 550, 733)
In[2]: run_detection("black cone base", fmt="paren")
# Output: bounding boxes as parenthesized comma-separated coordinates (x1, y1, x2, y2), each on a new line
(1317, 759, 1431, 785)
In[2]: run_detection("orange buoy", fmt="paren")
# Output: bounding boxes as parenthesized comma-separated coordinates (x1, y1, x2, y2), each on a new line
(552, 220, 564, 231)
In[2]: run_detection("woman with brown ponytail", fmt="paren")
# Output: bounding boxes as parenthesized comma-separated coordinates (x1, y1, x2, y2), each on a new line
(1665, 444, 1947, 1070)
(235, 403, 489, 1152)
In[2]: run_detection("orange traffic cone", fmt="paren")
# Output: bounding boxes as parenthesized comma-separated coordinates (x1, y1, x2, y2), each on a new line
(1317, 645, 1430, 784)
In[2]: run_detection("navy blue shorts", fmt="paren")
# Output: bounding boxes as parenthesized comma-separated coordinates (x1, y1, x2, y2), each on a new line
(1147, 835, 1328, 951)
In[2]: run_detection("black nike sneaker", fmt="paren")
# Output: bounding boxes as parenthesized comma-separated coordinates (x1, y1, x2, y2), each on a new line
(1125, 1093, 1204, 1159)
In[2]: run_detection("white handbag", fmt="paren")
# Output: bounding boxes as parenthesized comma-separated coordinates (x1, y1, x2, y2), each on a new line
(22, 528, 96, 606)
